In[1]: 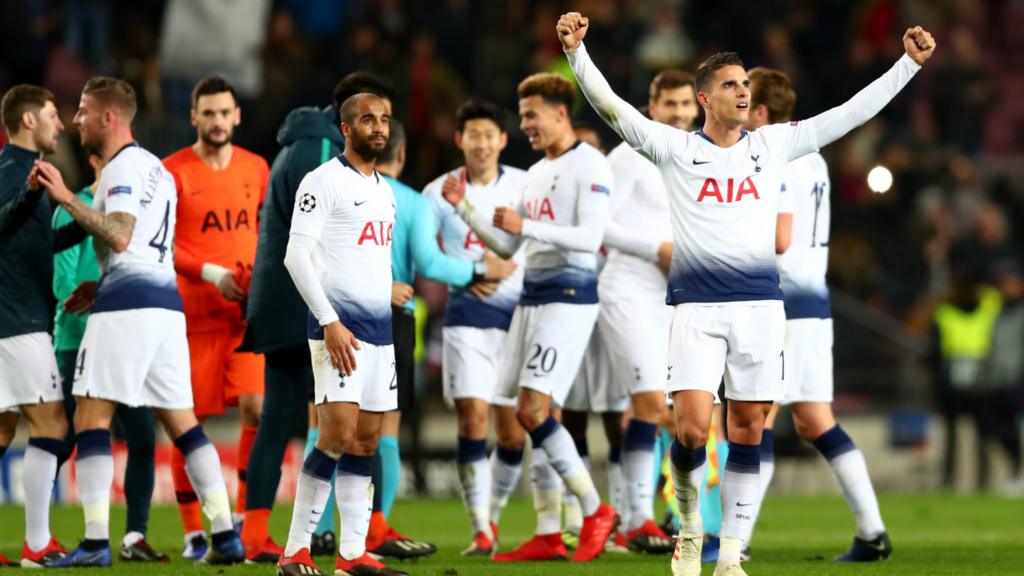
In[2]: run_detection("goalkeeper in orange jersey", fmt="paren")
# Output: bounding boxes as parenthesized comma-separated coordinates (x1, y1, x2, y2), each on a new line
(163, 76, 270, 560)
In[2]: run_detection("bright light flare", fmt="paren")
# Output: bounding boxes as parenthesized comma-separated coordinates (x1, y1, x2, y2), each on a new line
(867, 165, 893, 194)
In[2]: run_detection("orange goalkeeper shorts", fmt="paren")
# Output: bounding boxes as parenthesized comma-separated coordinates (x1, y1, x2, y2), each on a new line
(187, 326, 265, 417)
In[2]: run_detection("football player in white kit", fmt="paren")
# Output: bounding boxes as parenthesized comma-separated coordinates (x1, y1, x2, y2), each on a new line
(34, 77, 242, 566)
(442, 73, 618, 563)
(598, 69, 699, 554)
(742, 67, 889, 562)
(276, 93, 407, 576)
(424, 99, 527, 556)
(558, 12, 934, 576)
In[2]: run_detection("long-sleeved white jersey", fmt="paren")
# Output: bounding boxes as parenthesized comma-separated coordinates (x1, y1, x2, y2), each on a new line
(777, 152, 831, 319)
(455, 140, 613, 306)
(425, 165, 527, 329)
(567, 43, 920, 305)
(601, 141, 672, 297)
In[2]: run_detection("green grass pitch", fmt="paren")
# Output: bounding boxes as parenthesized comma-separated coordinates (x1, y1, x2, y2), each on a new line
(1, 494, 1022, 574)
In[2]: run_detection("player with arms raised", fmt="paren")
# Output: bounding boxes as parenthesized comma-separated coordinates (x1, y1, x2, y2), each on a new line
(276, 92, 406, 576)
(557, 12, 934, 576)
(442, 73, 618, 563)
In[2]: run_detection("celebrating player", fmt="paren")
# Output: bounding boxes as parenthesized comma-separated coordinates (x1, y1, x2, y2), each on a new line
(424, 99, 527, 555)
(558, 11, 934, 576)
(35, 77, 244, 567)
(276, 92, 406, 576)
(163, 75, 270, 559)
(0, 84, 69, 567)
(741, 67, 890, 562)
(442, 73, 618, 563)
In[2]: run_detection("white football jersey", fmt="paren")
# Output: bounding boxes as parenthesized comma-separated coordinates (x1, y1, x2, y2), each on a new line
(518, 141, 613, 305)
(290, 155, 395, 345)
(602, 141, 672, 295)
(91, 143, 182, 314)
(567, 43, 922, 305)
(425, 165, 526, 330)
(777, 152, 831, 318)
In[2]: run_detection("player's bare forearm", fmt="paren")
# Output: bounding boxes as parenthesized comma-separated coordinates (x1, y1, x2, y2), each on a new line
(60, 195, 134, 253)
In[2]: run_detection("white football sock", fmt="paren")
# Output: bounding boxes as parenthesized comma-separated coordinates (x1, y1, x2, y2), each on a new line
(182, 441, 233, 534)
(531, 418, 600, 516)
(75, 430, 114, 542)
(607, 447, 626, 535)
(531, 447, 564, 535)
(284, 448, 337, 557)
(623, 419, 658, 530)
(719, 442, 760, 566)
(455, 437, 491, 536)
(335, 465, 373, 561)
(669, 440, 706, 538)
(489, 446, 523, 525)
(813, 425, 886, 539)
(24, 439, 59, 551)
(748, 429, 776, 544)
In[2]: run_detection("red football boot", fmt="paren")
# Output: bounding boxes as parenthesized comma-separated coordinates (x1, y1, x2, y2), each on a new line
(276, 547, 323, 576)
(572, 503, 618, 562)
(21, 537, 67, 567)
(335, 551, 408, 575)
(491, 533, 567, 562)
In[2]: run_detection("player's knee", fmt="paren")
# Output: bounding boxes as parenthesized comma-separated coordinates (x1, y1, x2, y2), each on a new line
(677, 424, 708, 448)
(515, 404, 545, 432)
(457, 411, 487, 439)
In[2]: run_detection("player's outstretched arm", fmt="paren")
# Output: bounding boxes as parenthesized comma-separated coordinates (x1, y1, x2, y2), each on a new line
(559, 12, 678, 164)
(408, 191, 475, 287)
(788, 27, 936, 159)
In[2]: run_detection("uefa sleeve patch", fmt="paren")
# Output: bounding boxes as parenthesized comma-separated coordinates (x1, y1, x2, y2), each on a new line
(590, 183, 610, 195)
(109, 185, 132, 196)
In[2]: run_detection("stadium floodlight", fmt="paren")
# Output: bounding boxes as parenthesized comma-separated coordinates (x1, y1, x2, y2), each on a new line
(867, 165, 893, 194)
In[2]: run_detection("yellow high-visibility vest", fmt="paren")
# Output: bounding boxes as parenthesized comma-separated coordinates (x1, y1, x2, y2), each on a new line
(934, 286, 1002, 359)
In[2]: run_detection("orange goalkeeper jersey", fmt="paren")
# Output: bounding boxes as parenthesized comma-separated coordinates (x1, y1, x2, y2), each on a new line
(165, 146, 269, 333)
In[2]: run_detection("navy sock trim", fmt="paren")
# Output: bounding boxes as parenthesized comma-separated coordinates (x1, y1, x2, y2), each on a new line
(608, 444, 621, 464)
(81, 539, 108, 551)
(496, 445, 524, 465)
(337, 453, 373, 476)
(725, 442, 760, 474)
(760, 429, 776, 463)
(211, 530, 234, 546)
(302, 447, 337, 481)
(528, 416, 559, 446)
(28, 437, 63, 457)
(670, 439, 706, 472)
(173, 426, 210, 456)
(76, 429, 112, 459)
(813, 425, 856, 461)
(175, 491, 199, 504)
(573, 435, 589, 458)
(624, 420, 658, 452)
(456, 437, 487, 463)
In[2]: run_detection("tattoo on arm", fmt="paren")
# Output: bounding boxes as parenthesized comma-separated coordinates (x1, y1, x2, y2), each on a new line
(61, 195, 135, 251)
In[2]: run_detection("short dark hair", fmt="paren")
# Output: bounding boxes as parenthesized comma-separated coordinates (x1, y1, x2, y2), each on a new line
(695, 52, 745, 93)
(517, 72, 575, 111)
(379, 118, 405, 165)
(455, 99, 505, 133)
(1, 84, 54, 135)
(191, 75, 237, 109)
(332, 72, 394, 115)
(649, 69, 695, 101)
(339, 93, 388, 126)
(82, 76, 137, 121)
(747, 67, 796, 123)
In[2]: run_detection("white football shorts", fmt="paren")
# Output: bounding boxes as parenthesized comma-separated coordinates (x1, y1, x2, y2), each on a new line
(0, 332, 62, 412)
(310, 338, 397, 413)
(780, 318, 834, 404)
(442, 326, 516, 407)
(563, 321, 628, 413)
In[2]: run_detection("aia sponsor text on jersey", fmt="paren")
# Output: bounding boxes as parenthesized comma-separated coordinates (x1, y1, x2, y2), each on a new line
(358, 221, 394, 246)
(696, 177, 761, 204)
